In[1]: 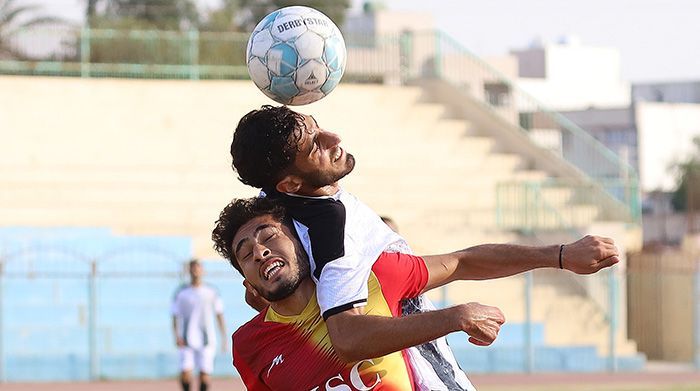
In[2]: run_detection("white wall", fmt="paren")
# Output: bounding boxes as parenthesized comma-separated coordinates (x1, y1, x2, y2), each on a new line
(636, 102, 700, 191)
(514, 43, 631, 111)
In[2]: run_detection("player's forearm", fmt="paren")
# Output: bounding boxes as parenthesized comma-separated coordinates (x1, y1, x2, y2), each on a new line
(217, 315, 227, 339)
(454, 243, 559, 280)
(326, 307, 460, 363)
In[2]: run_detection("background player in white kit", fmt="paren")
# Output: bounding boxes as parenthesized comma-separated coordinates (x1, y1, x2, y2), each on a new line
(172, 259, 227, 391)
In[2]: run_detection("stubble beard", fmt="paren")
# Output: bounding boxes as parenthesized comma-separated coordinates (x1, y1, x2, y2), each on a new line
(259, 246, 311, 302)
(302, 153, 356, 188)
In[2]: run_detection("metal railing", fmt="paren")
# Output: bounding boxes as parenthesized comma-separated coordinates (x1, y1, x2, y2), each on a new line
(0, 27, 641, 224)
(496, 179, 640, 231)
(419, 30, 640, 224)
(0, 242, 640, 382)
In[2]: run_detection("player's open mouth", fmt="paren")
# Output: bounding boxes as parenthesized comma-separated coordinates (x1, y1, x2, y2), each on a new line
(332, 147, 343, 162)
(261, 259, 285, 281)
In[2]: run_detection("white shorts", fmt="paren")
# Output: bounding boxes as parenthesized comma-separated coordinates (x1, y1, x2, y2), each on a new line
(179, 346, 216, 374)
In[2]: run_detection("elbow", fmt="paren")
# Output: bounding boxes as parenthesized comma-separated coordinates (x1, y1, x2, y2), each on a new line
(327, 324, 364, 363)
(326, 308, 372, 363)
(330, 338, 362, 363)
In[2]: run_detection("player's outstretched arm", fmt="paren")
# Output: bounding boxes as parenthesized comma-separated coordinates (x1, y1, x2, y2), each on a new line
(326, 303, 504, 363)
(421, 235, 620, 292)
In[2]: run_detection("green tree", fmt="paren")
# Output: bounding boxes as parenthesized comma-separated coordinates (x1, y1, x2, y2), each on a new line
(236, 0, 350, 32)
(672, 136, 700, 211)
(87, 0, 200, 30)
(0, 0, 62, 59)
(200, 0, 241, 32)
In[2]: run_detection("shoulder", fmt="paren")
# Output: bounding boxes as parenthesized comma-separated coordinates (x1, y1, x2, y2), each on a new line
(371, 252, 429, 296)
(172, 284, 190, 300)
(233, 310, 266, 341)
(233, 309, 278, 356)
(202, 283, 221, 296)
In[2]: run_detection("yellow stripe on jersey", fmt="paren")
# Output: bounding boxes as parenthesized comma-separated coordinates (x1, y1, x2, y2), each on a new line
(265, 271, 414, 390)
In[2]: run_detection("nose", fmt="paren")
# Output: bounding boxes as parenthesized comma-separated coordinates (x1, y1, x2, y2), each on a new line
(320, 130, 341, 149)
(252, 243, 271, 262)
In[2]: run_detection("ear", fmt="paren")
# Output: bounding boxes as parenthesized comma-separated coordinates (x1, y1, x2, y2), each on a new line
(275, 174, 303, 194)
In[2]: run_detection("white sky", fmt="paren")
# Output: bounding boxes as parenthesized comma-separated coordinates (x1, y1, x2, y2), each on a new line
(35, 0, 700, 83)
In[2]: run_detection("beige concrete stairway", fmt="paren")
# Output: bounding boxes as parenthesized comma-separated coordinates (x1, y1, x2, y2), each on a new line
(0, 76, 638, 358)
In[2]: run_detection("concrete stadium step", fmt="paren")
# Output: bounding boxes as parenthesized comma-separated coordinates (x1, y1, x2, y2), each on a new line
(356, 152, 525, 172)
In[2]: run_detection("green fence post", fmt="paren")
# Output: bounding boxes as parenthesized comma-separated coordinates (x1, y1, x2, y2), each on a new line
(608, 268, 618, 372)
(398, 31, 413, 84)
(81, 26, 91, 78)
(89, 260, 98, 380)
(189, 30, 200, 80)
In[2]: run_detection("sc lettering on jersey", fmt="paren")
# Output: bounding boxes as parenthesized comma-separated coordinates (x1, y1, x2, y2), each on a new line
(309, 359, 382, 391)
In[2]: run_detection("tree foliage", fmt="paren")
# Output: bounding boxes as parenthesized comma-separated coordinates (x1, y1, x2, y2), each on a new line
(86, 0, 200, 30)
(672, 136, 700, 211)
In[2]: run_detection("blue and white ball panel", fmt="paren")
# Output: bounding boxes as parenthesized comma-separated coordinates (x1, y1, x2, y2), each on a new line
(247, 57, 270, 89)
(322, 69, 343, 95)
(323, 36, 345, 72)
(294, 31, 325, 60)
(249, 29, 274, 59)
(270, 76, 299, 101)
(267, 43, 298, 76)
(304, 14, 335, 38)
(296, 60, 327, 91)
(246, 6, 347, 105)
(290, 91, 326, 105)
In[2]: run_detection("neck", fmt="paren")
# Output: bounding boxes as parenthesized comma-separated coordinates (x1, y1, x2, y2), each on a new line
(296, 183, 340, 197)
(269, 278, 315, 316)
(191, 279, 201, 287)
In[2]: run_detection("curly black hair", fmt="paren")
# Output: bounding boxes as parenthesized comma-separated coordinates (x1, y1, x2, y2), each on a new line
(231, 105, 306, 190)
(212, 197, 287, 274)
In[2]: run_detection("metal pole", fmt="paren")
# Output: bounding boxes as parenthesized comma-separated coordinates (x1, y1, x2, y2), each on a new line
(524, 271, 534, 373)
(80, 27, 91, 78)
(89, 261, 98, 380)
(608, 268, 618, 372)
(398, 31, 413, 85)
(189, 30, 200, 80)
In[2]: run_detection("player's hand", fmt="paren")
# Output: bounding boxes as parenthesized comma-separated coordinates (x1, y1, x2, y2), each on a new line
(454, 302, 505, 346)
(563, 235, 620, 274)
(176, 337, 186, 347)
(243, 281, 270, 312)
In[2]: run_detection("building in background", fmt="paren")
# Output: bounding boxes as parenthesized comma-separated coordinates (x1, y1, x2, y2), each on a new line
(512, 36, 631, 111)
(633, 80, 700, 104)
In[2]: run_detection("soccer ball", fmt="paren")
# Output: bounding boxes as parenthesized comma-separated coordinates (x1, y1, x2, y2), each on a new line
(246, 6, 347, 106)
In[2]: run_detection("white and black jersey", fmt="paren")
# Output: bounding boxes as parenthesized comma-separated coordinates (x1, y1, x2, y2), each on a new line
(171, 284, 224, 349)
(263, 188, 476, 391)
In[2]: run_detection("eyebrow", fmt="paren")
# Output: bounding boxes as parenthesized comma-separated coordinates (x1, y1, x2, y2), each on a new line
(304, 117, 318, 155)
(234, 223, 276, 256)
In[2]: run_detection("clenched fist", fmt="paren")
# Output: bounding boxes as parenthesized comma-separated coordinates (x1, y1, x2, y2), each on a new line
(563, 235, 620, 274)
(452, 302, 505, 346)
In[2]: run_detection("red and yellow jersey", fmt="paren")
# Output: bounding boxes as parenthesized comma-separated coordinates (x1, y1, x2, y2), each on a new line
(232, 252, 429, 391)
